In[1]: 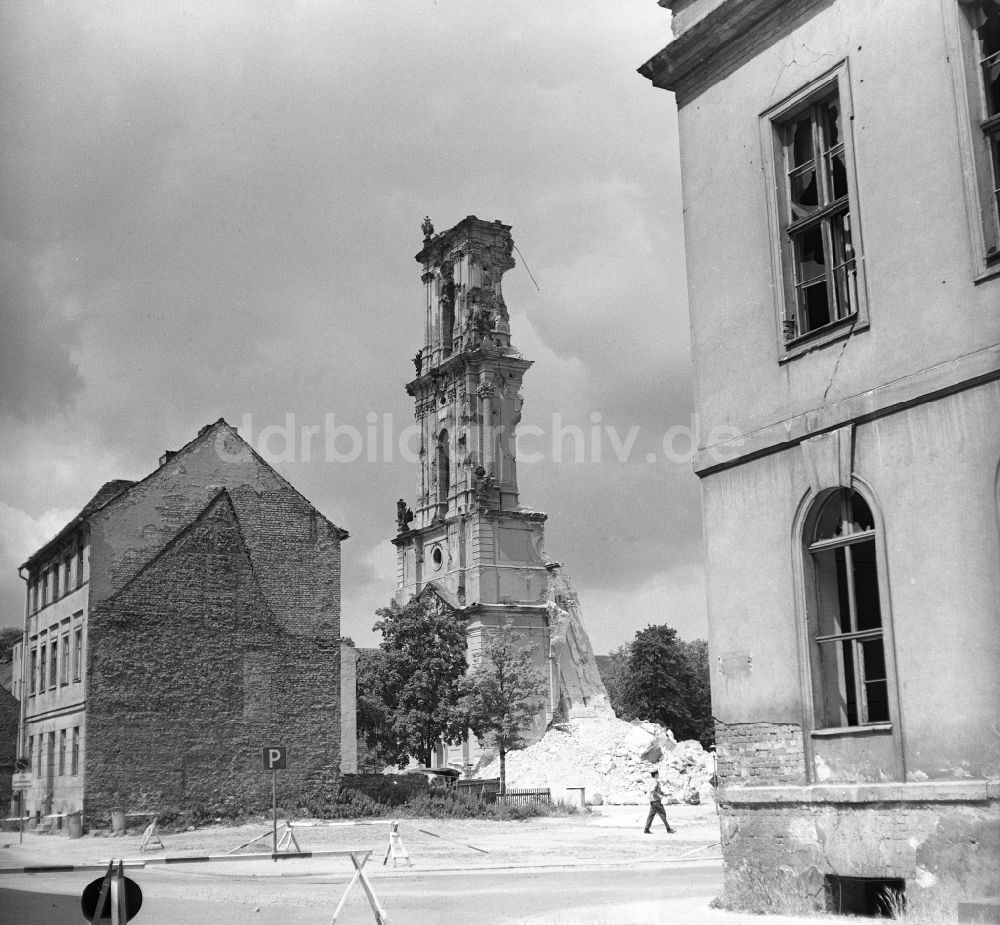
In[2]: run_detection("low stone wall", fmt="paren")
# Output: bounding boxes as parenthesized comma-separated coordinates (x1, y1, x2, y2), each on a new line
(717, 783, 1000, 918)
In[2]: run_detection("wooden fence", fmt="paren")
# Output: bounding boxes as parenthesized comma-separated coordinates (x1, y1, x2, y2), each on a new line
(454, 779, 551, 805)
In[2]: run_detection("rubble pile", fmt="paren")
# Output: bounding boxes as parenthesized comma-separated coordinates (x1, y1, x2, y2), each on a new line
(474, 717, 715, 805)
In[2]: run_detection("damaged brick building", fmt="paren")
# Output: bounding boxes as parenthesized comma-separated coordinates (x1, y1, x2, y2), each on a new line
(641, 0, 999, 918)
(14, 420, 350, 824)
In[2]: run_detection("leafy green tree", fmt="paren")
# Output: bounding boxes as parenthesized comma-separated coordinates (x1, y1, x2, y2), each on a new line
(362, 597, 468, 768)
(615, 624, 714, 748)
(0, 627, 22, 663)
(679, 638, 713, 748)
(457, 621, 547, 796)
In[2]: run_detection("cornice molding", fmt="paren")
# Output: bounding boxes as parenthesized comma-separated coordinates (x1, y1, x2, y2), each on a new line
(638, 0, 835, 107)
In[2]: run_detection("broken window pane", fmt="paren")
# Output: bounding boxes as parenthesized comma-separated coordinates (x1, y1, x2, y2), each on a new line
(795, 225, 826, 280)
(801, 281, 831, 331)
(841, 640, 859, 726)
(862, 639, 886, 683)
(864, 679, 890, 723)
(814, 547, 851, 636)
(823, 100, 841, 149)
(847, 492, 874, 532)
(791, 115, 815, 167)
(790, 165, 819, 216)
(827, 146, 848, 200)
(813, 491, 846, 541)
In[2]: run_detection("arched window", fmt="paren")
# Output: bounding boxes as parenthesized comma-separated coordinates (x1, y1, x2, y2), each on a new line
(805, 488, 890, 728)
(436, 430, 450, 508)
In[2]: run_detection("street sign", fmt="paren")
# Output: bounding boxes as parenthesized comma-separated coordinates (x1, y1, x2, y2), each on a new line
(262, 746, 286, 771)
(14, 756, 30, 773)
(12, 771, 31, 793)
(81, 862, 142, 923)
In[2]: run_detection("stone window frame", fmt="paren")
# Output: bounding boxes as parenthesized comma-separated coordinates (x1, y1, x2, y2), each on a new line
(792, 478, 904, 781)
(760, 61, 871, 361)
(947, 0, 1000, 281)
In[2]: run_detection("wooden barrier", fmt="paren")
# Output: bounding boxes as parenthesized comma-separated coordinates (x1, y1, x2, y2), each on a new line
(0, 847, 389, 924)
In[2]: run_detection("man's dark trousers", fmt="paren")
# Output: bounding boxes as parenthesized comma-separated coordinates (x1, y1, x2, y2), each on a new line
(645, 802, 669, 832)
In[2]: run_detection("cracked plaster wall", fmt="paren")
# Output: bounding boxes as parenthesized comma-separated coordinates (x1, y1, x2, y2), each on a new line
(719, 799, 1000, 914)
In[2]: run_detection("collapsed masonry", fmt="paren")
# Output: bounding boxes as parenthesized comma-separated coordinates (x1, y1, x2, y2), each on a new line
(477, 716, 715, 806)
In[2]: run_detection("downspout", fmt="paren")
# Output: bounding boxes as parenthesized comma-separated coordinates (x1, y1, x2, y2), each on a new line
(16, 565, 30, 758)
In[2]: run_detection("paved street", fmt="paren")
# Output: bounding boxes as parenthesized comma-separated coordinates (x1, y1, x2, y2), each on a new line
(0, 806, 819, 924)
(1, 862, 727, 924)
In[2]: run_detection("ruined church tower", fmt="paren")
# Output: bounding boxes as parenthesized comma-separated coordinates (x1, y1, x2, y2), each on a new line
(393, 215, 611, 768)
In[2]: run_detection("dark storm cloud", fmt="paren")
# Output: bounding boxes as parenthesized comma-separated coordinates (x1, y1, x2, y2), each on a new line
(0, 1, 701, 650)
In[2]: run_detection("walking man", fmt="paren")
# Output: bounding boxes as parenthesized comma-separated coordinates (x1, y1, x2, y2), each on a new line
(643, 770, 676, 834)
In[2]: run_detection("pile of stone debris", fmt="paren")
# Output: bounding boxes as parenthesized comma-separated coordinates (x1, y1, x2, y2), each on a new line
(475, 717, 716, 806)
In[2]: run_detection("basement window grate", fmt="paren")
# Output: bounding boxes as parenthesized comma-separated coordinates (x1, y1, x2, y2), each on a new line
(826, 875, 905, 918)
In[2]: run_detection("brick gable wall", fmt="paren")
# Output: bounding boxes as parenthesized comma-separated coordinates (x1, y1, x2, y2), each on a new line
(84, 492, 340, 821)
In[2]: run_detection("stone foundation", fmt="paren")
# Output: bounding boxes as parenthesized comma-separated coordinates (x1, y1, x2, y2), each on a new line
(717, 782, 1000, 919)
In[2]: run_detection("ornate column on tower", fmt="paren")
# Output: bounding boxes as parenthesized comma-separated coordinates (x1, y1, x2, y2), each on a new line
(392, 215, 612, 769)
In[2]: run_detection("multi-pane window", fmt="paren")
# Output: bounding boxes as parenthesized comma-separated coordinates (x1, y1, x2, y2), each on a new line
(76, 547, 84, 587)
(73, 627, 83, 682)
(63, 556, 71, 595)
(38, 644, 46, 691)
(48, 640, 57, 690)
(29, 648, 38, 695)
(72, 727, 80, 775)
(980, 5, 1000, 252)
(59, 730, 66, 775)
(807, 489, 890, 728)
(60, 634, 69, 685)
(780, 92, 858, 339)
(41, 571, 48, 607)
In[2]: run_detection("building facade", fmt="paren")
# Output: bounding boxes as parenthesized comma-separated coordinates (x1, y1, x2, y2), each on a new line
(641, 0, 1000, 917)
(15, 420, 349, 825)
(393, 216, 611, 769)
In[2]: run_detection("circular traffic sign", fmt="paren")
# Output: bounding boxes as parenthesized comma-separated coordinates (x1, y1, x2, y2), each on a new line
(80, 874, 143, 921)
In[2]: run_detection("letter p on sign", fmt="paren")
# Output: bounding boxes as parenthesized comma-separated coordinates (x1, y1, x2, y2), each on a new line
(262, 746, 287, 770)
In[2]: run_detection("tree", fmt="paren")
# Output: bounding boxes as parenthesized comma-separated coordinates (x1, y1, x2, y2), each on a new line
(615, 624, 714, 748)
(362, 597, 468, 768)
(457, 621, 547, 796)
(0, 627, 22, 664)
(679, 638, 714, 748)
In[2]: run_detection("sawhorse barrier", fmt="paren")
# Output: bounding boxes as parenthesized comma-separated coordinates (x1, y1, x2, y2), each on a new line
(0, 847, 390, 924)
(235, 819, 414, 867)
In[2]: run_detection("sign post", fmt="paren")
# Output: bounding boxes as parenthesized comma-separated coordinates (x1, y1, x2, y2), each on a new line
(13, 759, 31, 846)
(262, 746, 286, 855)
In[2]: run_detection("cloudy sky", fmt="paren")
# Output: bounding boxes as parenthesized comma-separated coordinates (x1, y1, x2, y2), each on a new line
(0, 1, 702, 654)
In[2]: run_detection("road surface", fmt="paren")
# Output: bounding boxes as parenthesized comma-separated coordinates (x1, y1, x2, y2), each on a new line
(0, 860, 724, 924)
